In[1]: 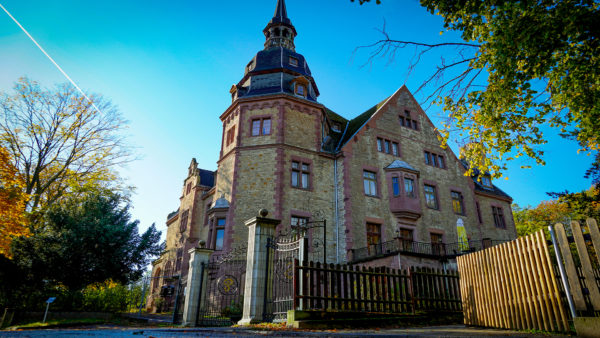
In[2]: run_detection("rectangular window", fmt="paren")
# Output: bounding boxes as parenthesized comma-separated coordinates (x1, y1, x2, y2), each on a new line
(291, 160, 310, 189)
(262, 118, 271, 135)
(186, 182, 192, 195)
(404, 178, 415, 198)
(377, 137, 398, 155)
(399, 228, 414, 251)
(215, 217, 226, 250)
(430, 232, 444, 255)
(492, 206, 506, 229)
(392, 176, 400, 196)
(226, 126, 236, 146)
(251, 118, 271, 136)
(289, 56, 298, 66)
(392, 142, 399, 156)
(175, 248, 183, 271)
(291, 216, 308, 229)
(438, 155, 445, 169)
(476, 202, 483, 224)
(363, 171, 377, 196)
(481, 176, 492, 188)
(296, 84, 305, 96)
(366, 223, 381, 255)
(377, 138, 383, 152)
(432, 154, 438, 167)
(451, 191, 464, 215)
(424, 151, 431, 165)
(384, 140, 390, 154)
(425, 151, 445, 168)
(424, 184, 438, 209)
(399, 116, 405, 127)
(412, 120, 418, 130)
(180, 209, 189, 232)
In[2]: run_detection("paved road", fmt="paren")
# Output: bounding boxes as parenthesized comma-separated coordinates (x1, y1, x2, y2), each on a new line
(0, 325, 572, 337)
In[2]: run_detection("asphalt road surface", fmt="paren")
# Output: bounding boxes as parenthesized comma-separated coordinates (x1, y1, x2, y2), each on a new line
(0, 325, 572, 337)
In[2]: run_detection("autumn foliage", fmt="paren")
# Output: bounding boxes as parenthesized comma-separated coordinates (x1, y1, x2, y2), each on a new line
(0, 145, 29, 257)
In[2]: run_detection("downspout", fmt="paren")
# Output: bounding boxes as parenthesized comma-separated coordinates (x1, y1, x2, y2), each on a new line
(334, 157, 339, 263)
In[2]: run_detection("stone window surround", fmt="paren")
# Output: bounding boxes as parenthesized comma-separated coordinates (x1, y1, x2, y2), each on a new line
(399, 109, 419, 131)
(475, 201, 483, 224)
(490, 202, 507, 230)
(397, 224, 416, 241)
(290, 155, 313, 191)
(423, 148, 447, 169)
(422, 179, 441, 211)
(388, 171, 419, 199)
(362, 165, 381, 198)
(428, 228, 446, 244)
(226, 125, 236, 146)
(449, 186, 467, 216)
(365, 216, 385, 247)
(289, 209, 314, 250)
(375, 135, 401, 156)
(249, 114, 272, 137)
(207, 209, 228, 251)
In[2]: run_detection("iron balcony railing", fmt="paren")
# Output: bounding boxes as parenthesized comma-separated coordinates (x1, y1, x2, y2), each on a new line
(350, 238, 508, 263)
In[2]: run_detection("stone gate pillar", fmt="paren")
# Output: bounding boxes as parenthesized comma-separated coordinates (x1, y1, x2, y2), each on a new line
(238, 209, 280, 325)
(182, 244, 213, 326)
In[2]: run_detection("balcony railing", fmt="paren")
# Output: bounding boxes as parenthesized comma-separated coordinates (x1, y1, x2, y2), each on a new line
(349, 238, 508, 263)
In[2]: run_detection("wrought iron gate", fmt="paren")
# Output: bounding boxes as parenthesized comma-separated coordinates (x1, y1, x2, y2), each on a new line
(264, 235, 306, 322)
(196, 246, 247, 326)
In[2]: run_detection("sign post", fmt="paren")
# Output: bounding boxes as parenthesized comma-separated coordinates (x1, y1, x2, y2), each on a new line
(42, 297, 56, 323)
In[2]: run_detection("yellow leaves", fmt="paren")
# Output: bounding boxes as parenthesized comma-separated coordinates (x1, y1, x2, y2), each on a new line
(0, 145, 30, 258)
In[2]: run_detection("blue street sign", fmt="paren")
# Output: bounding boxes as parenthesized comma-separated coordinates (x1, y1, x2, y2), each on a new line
(46, 297, 56, 303)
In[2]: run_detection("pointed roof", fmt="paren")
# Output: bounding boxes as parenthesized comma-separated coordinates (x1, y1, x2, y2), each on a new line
(269, 0, 292, 25)
(385, 160, 418, 172)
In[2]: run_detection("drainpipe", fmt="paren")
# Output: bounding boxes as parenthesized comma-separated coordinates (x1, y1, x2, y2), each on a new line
(334, 157, 339, 263)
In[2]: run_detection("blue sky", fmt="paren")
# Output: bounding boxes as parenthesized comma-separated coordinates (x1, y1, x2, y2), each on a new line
(0, 0, 594, 238)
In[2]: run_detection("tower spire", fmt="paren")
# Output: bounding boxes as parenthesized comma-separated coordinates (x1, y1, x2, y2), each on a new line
(263, 0, 297, 51)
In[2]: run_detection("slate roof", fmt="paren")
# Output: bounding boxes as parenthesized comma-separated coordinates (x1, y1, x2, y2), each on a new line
(338, 96, 390, 148)
(269, 0, 291, 26)
(385, 160, 419, 172)
(198, 169, 215, 188)
(459, 160, 512, 200)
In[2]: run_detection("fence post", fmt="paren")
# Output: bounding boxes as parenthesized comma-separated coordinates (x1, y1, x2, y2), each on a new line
(182, 245, 213, 326)
(408, 267, 416, 314)
(548, 225, 577, 319)
(238, 210, 280, 325)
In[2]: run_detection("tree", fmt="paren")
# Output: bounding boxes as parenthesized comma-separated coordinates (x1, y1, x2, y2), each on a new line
(512, 200, 571, 237)
(0, 77, 133, 220)
(548, 185, 600, 221)
(353, 0, 599, 179)
(9, 189, 161, 292)
(0, 145, 29, 257)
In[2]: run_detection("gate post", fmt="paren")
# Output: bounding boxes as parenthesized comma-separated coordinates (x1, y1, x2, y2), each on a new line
(238, 209, 280, 325)
(182, 244, 213, 326)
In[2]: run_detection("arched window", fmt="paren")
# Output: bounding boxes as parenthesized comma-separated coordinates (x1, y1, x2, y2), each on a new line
(152, 268, 161, 292)
(274, 28, 280, 36)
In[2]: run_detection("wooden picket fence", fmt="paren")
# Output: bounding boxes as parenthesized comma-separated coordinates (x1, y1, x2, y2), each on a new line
(457, 230, 569, 332)
(293, 260, 461, 314)
(553, 218, 600, 315)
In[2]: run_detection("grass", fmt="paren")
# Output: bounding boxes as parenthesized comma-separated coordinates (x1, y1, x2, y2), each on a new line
(7, 318, 107, 330)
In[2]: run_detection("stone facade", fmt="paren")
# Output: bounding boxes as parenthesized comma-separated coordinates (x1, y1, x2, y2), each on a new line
(148, 0, 516, 312)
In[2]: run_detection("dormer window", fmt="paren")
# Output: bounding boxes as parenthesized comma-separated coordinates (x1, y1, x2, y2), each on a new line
(289, 56, 298, 67)
(331, 122, 341, 132)
(295, 84, 305, 97)
(481, 176, 492, 188)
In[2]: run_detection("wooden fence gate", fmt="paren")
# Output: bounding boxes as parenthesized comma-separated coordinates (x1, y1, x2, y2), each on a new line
(457, 230, 569, 332)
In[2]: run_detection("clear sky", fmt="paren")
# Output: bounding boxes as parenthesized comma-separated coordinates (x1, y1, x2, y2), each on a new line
(0, 0, 594, 239)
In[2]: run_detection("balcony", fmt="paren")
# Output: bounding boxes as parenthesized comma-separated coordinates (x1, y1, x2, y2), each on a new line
(349, 238, 508, 263)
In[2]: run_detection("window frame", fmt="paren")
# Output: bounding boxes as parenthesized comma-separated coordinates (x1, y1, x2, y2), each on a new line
(423, 184, 439, 209)
(392, 176, 400, 196)
(404, 177, 415, 198)
(492, 206, 506, 229)
(366, 222, 382, 255)
(363, 170, 378, 197)
(291, 159, 311, 190)
(451, 191, 465, 215)
(215, 217, 226, 250)
(376, 136, 400, 156)
(289, 56, 299, 67)
(424, 150, 446, 169)
(179, 209, 189, 232)
(250, 117, 272, 136)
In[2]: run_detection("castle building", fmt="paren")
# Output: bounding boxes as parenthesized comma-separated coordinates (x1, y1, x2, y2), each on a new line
(148, 0, 516, 311)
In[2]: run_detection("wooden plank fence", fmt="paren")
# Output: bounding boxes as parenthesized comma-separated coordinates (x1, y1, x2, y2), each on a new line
(457, 230, 569, 332)
(554, 218, 600, 314)
(293, 260, 461, 314)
